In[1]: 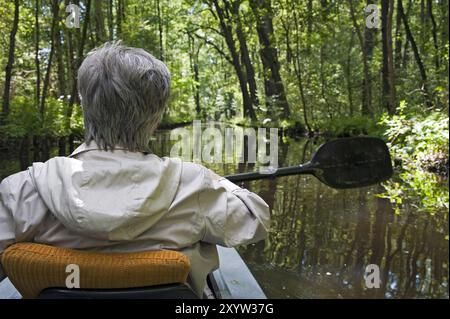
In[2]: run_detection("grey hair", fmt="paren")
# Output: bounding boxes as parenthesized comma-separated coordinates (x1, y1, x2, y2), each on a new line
(77, 42, 171, 152)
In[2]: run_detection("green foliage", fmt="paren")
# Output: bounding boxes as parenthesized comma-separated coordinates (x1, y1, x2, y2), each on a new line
(379, 101, 449, 213)
(0, 96, 40, 140)
(315, 115, 380, 137)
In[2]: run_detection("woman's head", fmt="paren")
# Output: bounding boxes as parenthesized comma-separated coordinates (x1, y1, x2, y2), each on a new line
(77, 42, 170, 152)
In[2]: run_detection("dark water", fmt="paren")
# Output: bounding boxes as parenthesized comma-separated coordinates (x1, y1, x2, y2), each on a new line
(152, 126, 449, 299)
(1, 125, 448, 299)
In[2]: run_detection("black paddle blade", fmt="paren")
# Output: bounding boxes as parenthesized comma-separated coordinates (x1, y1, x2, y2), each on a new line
(310, 137, 393, 189)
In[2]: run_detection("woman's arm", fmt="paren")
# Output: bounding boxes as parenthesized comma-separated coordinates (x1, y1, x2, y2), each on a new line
(199, 168, 271, 247)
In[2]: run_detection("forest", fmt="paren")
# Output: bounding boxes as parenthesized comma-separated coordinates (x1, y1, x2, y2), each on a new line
(0, 0, 447, 168)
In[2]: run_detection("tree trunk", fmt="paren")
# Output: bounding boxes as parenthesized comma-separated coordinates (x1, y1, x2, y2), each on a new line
(441, 0, 449, 53)
(250, 0, 290, 119)
(34, 0, 41, 108)
(420, 0, 426, 44)
(362, 0, 376, 113)
(381, 0, 397, 114)
(67, 0, 91, 132)
(116, 0, 125, 38)
(211, 0, 256, 121)
(108, 0, 114, 41)
(349, 0, 373, 116)
(157, 0, 164, 60)
(40, 0, 60, 120)
(1, 0, 20, 118)
(55, 24, 66, 99)
(398, 0, 432, 107)
(401, 0, 413, 66)
(427, 0, 439, 70)
(346, 32, 355, 116)
(319, 0, 332, 118)
(55, 11, 67, 156)
(93, 0, 106, 43)
(291, 6, 309, 132)
(188, 34, 201, 116)
(306, 0, 313, 52)
(232, 0, 260, 112)
(394, 0, 403, 72)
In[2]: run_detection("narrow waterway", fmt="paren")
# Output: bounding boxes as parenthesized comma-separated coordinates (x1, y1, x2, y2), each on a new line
(151, 125, 449, 298)
(1, 124, 448, 298)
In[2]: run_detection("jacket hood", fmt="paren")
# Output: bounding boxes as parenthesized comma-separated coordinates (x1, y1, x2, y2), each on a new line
(29, 146, 182, 241)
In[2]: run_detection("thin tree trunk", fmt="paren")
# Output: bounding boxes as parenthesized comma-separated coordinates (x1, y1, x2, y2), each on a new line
(381, 0, 397, 114)
(40, 0, 59, 119)
(55, 26, 66, 99)
(117, 0, 122, 37)
(250, 0, 290, 119)
(440, 0, 449, 54)
(420, 0, 426, 44)
(188, 33, 201, 116)
(1, 0, 20, 118)
(65, 0, 76, 131)
(211, 0, 256, 121)
(108, 0, 114, 41)
(398, 0, 432, 107)
(93, 0, 106, 43)
(32, 0, 41, 159)
(156, 0, 164, 60)
(291, 6, 310, 132)
(34, 0, 41, 108)
(401, 0, 413, 66)
(64, 0, 90, 153)
(346, 32, 355, 116)
(306, 0, 313, 52)
(362, 0, 376, 113)
(115, 0, 126, 39)
(394, 0, 403, 71)
(232, 0, 259, 112)
(193, 60, 200, 116)
(319, 0, 332, 118)
(440, 0, 449, 79)
(55, 15, 67, 156)
(427, 0, 439, 70)
(67, 0, 91, 126)
(349, 0, 373, 116)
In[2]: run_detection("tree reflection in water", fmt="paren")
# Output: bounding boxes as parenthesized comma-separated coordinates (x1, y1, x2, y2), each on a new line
(234, 139, 449, 299)
(1, 124, 446, 298)
(148, 129, 449, 298)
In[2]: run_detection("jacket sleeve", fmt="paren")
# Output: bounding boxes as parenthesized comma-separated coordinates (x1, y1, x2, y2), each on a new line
(0, 186, 14, 281)
(197, 167, 271, 247)
(0, 171, 48, 279)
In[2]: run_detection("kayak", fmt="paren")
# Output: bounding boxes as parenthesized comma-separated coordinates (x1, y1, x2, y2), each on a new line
(0, 245, 266, 299)
(208, 246, 266, 299)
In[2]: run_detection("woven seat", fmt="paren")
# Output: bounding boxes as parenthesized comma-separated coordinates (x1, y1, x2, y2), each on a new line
(1, 243, 191, 299)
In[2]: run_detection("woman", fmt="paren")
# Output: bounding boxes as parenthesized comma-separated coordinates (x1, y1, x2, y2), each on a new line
(0, 42, 270, 297)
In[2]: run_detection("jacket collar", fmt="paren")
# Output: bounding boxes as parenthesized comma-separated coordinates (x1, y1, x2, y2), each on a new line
(69, 141, 143, 158)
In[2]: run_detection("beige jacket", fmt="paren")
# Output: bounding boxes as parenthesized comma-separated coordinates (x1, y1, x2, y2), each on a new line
(0, 142, 270, 297)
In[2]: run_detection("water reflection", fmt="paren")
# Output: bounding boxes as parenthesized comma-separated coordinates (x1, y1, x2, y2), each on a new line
(239, 140, 448, 299)
(0, 125, 447, 298)
(153, 127, 449, 299)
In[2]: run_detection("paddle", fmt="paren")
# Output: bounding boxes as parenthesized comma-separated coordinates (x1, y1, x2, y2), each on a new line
(225, 137, 393, 189)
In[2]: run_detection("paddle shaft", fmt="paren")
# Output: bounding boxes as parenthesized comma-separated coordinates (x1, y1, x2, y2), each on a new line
(225, 162, 316, 183)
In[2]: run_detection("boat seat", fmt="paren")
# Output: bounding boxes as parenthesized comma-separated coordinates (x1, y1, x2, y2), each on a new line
(1, 242, 198, 299)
